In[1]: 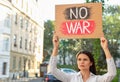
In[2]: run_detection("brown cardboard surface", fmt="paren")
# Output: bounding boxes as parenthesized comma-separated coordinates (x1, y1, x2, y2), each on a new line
(55, 3, 104, 39)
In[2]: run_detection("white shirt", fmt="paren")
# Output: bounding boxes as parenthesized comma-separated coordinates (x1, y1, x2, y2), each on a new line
(48, 56, 116, 82)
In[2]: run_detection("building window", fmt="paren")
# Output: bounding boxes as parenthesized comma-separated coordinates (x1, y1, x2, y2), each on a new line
(25, 20, 28, 31)
(8, 0, 11, 2)
(20, 17, 23, 28)
(28, 60, 31, 69)
(14, 34, 17, 47)
(3, 37, 9, 51)
(20, 37, 22, 48)
(18, 57, 21, 70)
(25, 39, 27, 50)
(32, 61, 34, 69)
(23, 58, 27, 74)
(30, 24, 32, 33)
(29, 41, 31, 51)
(4, 14, 11, 28)
(33, 43, 35, 53)
(34, 26, 37, 34)
(2, 62, 7, 75)
(15, 13, 17, 24)
(35, 0, 38, 2)
(37, 62, 39, 69)
(13, 56, 16, 69)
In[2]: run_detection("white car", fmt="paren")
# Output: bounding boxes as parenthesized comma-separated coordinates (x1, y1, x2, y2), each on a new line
(60, 68, 77, 74)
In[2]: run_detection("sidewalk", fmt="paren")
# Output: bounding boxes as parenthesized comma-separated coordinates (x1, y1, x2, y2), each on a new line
(29, 77, 43, 82)
(0, 77, 37, 82)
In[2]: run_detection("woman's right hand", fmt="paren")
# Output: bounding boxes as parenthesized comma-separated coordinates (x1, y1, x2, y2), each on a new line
(52, 32, 59, 49)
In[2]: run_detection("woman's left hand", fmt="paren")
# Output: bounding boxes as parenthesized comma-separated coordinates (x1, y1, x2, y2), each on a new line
(100, 37, 108, 50)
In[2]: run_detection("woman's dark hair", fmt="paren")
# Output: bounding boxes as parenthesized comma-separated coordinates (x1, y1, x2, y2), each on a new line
(76, 50, 96, 75)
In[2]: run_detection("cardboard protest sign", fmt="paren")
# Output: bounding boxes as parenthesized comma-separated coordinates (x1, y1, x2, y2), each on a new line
(55, 3, 103, 39)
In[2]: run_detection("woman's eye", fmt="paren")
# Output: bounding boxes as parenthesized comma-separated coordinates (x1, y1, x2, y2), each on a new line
(84, 59, 87, 61)
(78, 58, 81, 61)
(77, 58, 88, 61)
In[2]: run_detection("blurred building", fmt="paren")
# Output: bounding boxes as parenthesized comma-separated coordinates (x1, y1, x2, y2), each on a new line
(0, 0, 44, 79)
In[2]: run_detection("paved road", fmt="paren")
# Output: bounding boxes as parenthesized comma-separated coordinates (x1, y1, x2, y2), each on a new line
(0, 78, 30, 82)
(29, 78, 43, 82)
(0, 77, 43, 82)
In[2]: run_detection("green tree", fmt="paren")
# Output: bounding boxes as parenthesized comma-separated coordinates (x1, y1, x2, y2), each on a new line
(103, 5, 120, 59)
(86, 0, 106, 10)
(59, 39, 79, 65)
(43, 20, 54, 61)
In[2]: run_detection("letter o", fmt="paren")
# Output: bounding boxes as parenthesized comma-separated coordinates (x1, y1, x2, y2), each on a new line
(79, 7, 88, 19)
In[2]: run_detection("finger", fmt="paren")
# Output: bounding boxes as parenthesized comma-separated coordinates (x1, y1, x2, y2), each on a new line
(53, 35, 58, 41)
(102, 40, 105, 43)
(101, 37, 107, 44)
(100, 37, 105, 43)
(55, 36, 59, 42)
(54, 37, 57, 42)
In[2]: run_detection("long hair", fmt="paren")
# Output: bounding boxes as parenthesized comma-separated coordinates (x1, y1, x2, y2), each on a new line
(76, 50, 96, 75)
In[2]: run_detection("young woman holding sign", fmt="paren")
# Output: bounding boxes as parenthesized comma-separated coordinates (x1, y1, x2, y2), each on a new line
(48, 33, 116, 82)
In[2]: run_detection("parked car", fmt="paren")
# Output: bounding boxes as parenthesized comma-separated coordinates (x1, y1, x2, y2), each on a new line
(43, 73, 62, 82)
(60, 68, 77, 74)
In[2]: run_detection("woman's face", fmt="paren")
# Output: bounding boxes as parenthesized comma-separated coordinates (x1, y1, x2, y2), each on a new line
(77, 54, 92, 71)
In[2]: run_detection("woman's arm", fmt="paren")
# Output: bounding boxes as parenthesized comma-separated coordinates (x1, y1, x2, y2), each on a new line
(52, 32, 59, 56)
(98, 37, 116, 82)
(48, 32, 71, 82)
(100, 37, 112, 59)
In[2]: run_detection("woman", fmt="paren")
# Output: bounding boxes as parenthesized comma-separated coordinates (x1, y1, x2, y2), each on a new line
(48, 33, 116, 82)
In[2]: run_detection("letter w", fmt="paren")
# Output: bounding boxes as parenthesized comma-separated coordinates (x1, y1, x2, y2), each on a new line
(66, 22, 77, 34)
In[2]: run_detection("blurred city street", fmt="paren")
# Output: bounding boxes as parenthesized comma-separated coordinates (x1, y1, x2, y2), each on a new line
(0, 77, 43, 82)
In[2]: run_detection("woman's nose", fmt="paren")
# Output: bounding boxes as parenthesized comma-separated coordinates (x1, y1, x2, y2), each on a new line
(80, 60, 84, 64)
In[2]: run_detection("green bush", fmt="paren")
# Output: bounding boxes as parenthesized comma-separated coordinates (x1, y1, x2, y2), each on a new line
(112, 68, 120, 82)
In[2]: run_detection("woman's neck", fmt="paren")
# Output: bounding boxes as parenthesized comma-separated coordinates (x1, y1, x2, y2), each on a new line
(80, 70, 90, 82)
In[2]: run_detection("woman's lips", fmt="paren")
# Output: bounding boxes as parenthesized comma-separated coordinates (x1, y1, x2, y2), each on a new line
(80, 65, 85, 67)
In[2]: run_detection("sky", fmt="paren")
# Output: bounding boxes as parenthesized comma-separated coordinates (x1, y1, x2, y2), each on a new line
(38, 0, 120, 21)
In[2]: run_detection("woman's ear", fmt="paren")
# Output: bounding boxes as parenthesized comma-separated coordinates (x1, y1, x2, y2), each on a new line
(90, 62, 93, 66)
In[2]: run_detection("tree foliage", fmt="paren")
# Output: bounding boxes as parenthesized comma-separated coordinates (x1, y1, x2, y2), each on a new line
(59, 39, 81, 65)
(43, 20, 54, 61)
(103, 5, 120, 59)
